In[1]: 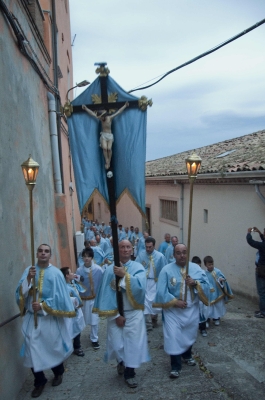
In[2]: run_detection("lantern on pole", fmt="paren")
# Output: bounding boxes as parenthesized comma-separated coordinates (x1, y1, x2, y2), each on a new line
(21, 155, 39, 327)
(184, 152, 201, 301)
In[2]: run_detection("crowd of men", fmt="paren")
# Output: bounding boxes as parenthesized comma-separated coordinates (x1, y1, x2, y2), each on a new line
(16, 219, 238, 398)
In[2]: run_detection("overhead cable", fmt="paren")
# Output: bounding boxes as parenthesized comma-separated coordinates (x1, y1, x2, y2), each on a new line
(128, 18, 265, 93)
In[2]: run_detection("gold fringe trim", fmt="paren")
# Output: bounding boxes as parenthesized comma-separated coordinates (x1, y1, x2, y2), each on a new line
(153, 298, 178, 309)
(196, 282, 209, 306)
(210, 293, 225, 305)
(124, 272, 144, 310)
(42, 302, 76, 318)
(29, 287, 38, 296)
(210, 271, 234, 303)
(116, 188, 146, 219)
(38, 269, 45, 301)
(81, 295, 96, 300)
(82, 188, 110, 215)
(19, 285, 26, 316)
(92, 307, 118, 317)
(179, 268, 186, 300)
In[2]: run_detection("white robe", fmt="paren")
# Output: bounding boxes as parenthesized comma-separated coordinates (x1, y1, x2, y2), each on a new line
(105, 277, 150, 368)
(21, 279, 73, 372)
(163, 289, 199, 355)
(144, 265, 161, 315)
(82, 299, 98, 326)
(106, 310, 149, 368)
(208, 299, 226, 319)
(65, 297, 86, 339)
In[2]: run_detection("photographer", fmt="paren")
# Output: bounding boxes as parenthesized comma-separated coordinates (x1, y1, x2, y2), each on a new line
(246, 227, 265, 318)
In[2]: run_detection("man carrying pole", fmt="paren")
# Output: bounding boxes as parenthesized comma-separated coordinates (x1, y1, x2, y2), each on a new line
(16, 244, 75, 398)
(153, 243, 210, 379)
(93, 240, 149, 388)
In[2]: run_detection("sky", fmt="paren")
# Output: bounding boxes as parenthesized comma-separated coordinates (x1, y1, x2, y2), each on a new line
(69, 0, 265, 161)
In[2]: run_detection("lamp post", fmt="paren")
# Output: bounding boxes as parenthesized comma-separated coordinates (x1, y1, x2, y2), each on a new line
(184, 152, 202, 301)
(62, 80, 90, 117)
(21, 155, 39, 328)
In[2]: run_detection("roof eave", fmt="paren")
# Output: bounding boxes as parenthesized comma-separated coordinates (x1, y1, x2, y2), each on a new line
(146, 170, 265, 182)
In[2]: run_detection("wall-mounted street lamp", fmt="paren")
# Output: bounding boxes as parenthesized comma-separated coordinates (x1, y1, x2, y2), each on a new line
(184, 152, 202, 301)
(62, 80, 90, 117)
(21, 155, 39, 328)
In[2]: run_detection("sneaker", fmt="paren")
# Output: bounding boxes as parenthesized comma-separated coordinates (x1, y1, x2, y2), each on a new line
(117, 361, 125, 375)
(170, 370, 180, 378)
(183, 357, 196, 366)
(201, 330, 207, 337)
(254, 312, 265, 318)
(125, 377, 138, 388)
(255, 310, 261, 314)
(92, 341, 100, 350)
(74, 348, 85, 357)
(214, 320, 220, 326)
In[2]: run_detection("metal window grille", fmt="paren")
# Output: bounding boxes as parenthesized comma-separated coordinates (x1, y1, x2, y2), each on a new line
(160, 200, 178, 222)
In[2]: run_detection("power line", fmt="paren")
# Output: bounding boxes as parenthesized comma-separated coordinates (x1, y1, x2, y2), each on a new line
(128, 18, 265, 93)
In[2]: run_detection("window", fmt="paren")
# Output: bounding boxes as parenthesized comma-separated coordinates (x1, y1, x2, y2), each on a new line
(160, 199, 178, 224)
(204, 209, 208, 223)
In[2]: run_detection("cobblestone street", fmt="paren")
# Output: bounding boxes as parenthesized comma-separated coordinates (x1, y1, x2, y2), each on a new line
(17, 294, 265, 400)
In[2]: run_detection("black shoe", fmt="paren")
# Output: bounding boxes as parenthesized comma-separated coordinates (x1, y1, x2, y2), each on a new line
(74, 348, 85, 357)
(254, 312, 265, 318)
(92, 341, 100, 350)
(52, 375, 63, 387)
(31, 385, 45, 398)
(117, 361, 125, 375)
(125, 377, 138, 388)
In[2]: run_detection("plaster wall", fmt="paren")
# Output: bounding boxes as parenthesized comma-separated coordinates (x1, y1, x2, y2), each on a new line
(117, 192, 143, 230)
(0, 1, 76, 398)
(89, 191, 143, 232)
(146, 184, 182, 241)
(146, 181, 265, 301)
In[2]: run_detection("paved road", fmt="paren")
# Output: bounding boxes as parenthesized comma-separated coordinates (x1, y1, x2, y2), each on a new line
(17, 294, 265, 400)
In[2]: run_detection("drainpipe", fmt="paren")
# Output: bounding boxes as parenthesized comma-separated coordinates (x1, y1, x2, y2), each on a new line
(51, 0, 64, 193)
(175, 181, 184, 242)
(47, 92, 62, 193)
(249, 180, 265, 204)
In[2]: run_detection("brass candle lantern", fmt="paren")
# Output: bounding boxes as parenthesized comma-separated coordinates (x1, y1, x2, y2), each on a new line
(184, 152, 201, 301)
(21, 155, 39, 327)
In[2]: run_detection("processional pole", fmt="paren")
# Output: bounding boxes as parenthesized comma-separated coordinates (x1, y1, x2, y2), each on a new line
(184, 153, 201, 302)
(67, 63, 152, 316)
(98, 63, 123, 316)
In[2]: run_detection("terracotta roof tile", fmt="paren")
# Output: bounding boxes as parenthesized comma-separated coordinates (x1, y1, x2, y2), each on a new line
(146, 130, 265, 177)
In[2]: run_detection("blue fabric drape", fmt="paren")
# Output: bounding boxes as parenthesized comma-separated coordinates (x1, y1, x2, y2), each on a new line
(67, 76, 147, 215)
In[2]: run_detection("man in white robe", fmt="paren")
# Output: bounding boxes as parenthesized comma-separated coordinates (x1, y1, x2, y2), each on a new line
(16, 244, 75, 398)
(153, 244, 210, 379)
(93, 240, 150, 388)
(136, 236, 167, 330)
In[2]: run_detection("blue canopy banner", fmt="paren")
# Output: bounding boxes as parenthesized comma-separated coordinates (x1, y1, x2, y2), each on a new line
(67, 75, 147, 217)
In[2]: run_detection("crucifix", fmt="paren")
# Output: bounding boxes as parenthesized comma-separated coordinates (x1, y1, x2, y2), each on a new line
(81, 101, 129, 170)
(71, 62, 152, 316)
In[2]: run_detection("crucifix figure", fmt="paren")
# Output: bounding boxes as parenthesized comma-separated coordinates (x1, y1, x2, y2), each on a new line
(82, 101, 129, 169)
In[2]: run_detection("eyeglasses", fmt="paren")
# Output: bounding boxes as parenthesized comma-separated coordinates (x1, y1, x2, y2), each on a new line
(38, 249, 50, 253)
